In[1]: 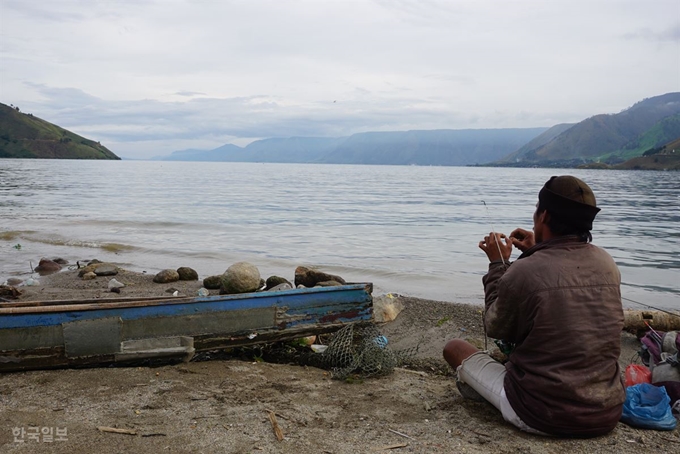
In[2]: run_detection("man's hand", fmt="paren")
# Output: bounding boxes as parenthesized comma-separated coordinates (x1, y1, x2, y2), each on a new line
(509, 228, 535, 252)
(479, 231, 512, 263)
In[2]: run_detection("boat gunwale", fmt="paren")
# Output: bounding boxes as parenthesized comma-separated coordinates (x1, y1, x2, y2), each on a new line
(0, 283, 373, 315)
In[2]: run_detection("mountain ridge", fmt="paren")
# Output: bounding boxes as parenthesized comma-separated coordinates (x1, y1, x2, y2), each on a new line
(0, 102, 119, 160)
(5, 92, 679, 169)
(499, 92, 680, 166)
(156, 128, 548, 166)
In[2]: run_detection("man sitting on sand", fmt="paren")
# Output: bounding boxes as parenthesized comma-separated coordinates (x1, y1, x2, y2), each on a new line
(443, 175, 625, 437)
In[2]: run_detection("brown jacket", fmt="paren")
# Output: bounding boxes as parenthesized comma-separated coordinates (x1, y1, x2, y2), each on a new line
(483, 236, 625, 437)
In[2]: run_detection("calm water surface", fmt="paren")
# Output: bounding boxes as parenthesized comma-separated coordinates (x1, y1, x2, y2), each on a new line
(0, 159, 678, 311)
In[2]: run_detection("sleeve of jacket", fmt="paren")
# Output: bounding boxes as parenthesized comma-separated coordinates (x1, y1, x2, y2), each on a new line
(482, 261, 521, 341)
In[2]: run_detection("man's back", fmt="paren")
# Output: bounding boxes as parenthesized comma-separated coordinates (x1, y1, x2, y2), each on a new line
(486, 237, 625, 436)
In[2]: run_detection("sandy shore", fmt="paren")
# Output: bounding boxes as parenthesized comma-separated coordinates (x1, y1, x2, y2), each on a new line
(1, 267, 678, 453)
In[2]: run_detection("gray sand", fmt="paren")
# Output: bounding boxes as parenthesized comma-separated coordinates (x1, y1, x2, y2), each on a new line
(1, 269, 678, 453)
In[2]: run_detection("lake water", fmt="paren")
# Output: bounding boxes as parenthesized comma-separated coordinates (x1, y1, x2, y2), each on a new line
(0, 159, 678, 311)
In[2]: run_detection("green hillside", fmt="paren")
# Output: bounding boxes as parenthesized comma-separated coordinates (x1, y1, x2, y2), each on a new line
(499, 123, 575, 163)
(0, 103, 119, 159)
(498, 93, 680, 167)
(613, 154, 680, 170)
(579, 136, 680, 170)
(596, 114, 680, 163)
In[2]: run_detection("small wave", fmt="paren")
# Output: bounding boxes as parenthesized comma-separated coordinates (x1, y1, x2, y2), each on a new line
(622, 281, 679, 295)
(0, 230, 36, 241)
(71, 219, 200, 229)
(100, 243, 137, 253)
(6, 233, 140, 253)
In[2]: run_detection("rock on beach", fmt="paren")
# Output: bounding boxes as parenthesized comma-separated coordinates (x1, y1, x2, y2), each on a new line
(0, 285, 22, 299)
(220, 262, 261, 294)
(34, 258, 62, 275)
(294, 266, 346, 288)
(5, 277, 23, 286)
(94, 264, 118, 276)
(177, 267, 199, 281)
(78, 262, 117, 277)
(154, 269, 180, 284)
(265, 275, 293, 290)
(202, 275, 222, 290)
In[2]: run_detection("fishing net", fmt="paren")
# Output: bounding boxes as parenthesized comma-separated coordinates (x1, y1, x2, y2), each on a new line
(321, 322, 417, 380)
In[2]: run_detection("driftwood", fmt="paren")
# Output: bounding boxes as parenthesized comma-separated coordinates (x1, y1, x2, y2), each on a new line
(372, 443, 409, 451)
(267, 410, 284, 441)
(623, 309, 680, 333)
(97, 427, 137, 435)
(388, 428, 416, 440)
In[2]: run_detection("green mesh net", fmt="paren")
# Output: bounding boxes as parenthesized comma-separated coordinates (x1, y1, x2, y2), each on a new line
(321, 322, 417, 380)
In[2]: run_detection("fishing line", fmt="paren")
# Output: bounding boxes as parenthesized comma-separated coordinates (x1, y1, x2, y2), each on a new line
(480, 200, 508, 351)
(622, 296, 680, 319)
(481, 200, 506, 266)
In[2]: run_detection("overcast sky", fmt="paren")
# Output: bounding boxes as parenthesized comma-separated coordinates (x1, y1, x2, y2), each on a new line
(1, 0, 678, 159)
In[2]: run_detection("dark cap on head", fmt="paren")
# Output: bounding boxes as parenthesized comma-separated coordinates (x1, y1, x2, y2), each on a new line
(538, 176, 600, 231)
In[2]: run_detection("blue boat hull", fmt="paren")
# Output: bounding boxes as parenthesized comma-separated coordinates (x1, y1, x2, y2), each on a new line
(0, 283, 373, 372)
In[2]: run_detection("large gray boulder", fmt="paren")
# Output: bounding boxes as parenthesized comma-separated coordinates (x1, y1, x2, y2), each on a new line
(220, 262, 261, 295)
(294, 266, 346, 288)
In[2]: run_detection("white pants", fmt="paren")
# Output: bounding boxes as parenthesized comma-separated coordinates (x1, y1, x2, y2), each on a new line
(457, 351, 548, 435)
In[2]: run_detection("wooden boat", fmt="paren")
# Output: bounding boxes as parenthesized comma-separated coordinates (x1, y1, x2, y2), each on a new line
(0, 283, 373, 372)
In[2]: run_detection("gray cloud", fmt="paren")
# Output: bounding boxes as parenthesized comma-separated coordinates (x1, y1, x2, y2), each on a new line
(659, 23, 680, 41)
(21, 83, 590, 159)
(2, 0, 679, 158)
(624, 23, 680, 42)
(175, 91, 207, 97)
(2, 0, 86, 22)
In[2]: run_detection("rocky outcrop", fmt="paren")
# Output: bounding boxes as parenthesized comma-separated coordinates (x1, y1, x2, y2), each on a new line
(294, 266, 346, 288)
(220, 262, 261, 295)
